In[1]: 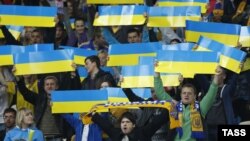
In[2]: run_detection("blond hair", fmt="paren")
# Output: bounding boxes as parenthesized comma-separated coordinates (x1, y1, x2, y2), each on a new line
(16, 107, 34, 128)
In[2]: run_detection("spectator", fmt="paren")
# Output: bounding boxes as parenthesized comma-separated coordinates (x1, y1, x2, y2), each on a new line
(0, 108, 16, 141)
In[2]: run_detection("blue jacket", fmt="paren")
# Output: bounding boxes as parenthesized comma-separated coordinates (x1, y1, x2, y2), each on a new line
(62, 114, 102, 141)
(4, 126, 44, 141)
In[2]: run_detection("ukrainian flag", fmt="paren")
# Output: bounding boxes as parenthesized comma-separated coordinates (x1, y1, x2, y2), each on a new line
(197, 36, 247, 73)
(70, 18, 75, 29)
(94, 5, 146, 26)
(87, 0, 143, 4)
(0, 26, 24, 40)
(0, 48, 13, 66)
(160, 73, 180, 86)
(0, 5, 56, 27)
(139, 56, 155, 65)
(155, 50, 219, 78)
(239, 26, 250, 47)
(51, 90, 108, 113)
(121, 65, 154, 88)
(25, 44, 54, 52)
(147, 6, 201, 27)
(61, 46, 97, 65)
(14, 50, 74, 75)
(106, 87, 151, 102)
(242, 58, 250, 72)
(77, 66, 88, 82)
(107, 42, 159, 66)
(185, 20, 241, 46)
(161, 43, 196, 51)
(158, 0, 208, 13)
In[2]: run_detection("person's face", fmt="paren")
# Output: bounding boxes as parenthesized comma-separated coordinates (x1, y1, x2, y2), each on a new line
(22, 111, 33, 126)
(4, 112, 16, 129)
(150, 89, 157, 100)
(85, 59, 97, 74)
(67, 1, 73, 16)
(24, 27, 33, 39)
(98, 53, 108, 66)
(120, 118, 135, 134)
(181, 87, 196, 104)
(30, 31, 43, 44)
(100, 82, 109, 88)
(44, 79, 58, 95)
(56, 27, 64, 39)
(127, 32, 141, 43)
(75, 20, 85, 34)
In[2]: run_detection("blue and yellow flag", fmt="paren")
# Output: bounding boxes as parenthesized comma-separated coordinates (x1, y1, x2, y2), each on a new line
(51, 90, 108, 113)
(121, 65, 154, 88)
(70, 18, 75, 29)
(0, 48, 13, 66)
(197, 36, 247, 73)
(94, 5, 146, 26)
(155, 50, 219, 78)
(147, 6, 201, 27)
(0, 26, 24, 40)
(87, 0, 143, 4)
(161, 43, 196, 51)
(77, 66, 88, 82)
(61, 46, 97, 65)
(158, 0, 208, 13)
(106, 87, 151, 102)
(242, 58, 250, 72)
(107, 42, 159, 66)
(185, 20, 241, 46)
(239, 26, 250, 47)
(14, 50, 74, 75)
(160, 73, 180, 86)
(0, 5, 56, 27)
(139, 56, 155, 65)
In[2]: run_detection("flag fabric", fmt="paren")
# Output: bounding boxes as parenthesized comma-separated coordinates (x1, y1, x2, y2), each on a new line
(160, 73, 180, 86)
(94, 5, 146, 26)
(106, 87, 151, 102)
(239, 26, 250, 47)
(107, 42, 159, 66)
(185, 20, 241, 46)
(139, 56, 155, 65)
(51, 90, 108, 113)
(241, 58, 250, 72)
(0, 54, 13, 66)
(0, 5, 57, 27)
(197, 36, 247, 73)
(161, 43, 196, 51)
(77, 66, 88, 82)
(121, 65, 154, 88)
(0, 25, 24, 40)
(70, 18, 75, 29)
(158, 0, 208, 13)
(147, 6, 201, 27)
(14, 50, 74, 75)
(155, 50, 219, 78)
(61, 46, 97, 65)
(87, 0, 144, 4)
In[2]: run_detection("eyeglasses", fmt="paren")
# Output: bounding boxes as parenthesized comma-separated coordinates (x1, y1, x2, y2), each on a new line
(3, 116, 15, 119)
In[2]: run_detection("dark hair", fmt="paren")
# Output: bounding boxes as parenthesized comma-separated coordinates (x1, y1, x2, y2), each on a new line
(56, 21, 65, 30)
(182, 83, 197, 95)
(85, 55, 101, 68)
(127, 28, 140, 37)
(170, 38, 182, 44)
(4, 108, 16, 116)
(74, 17, 85, 25)
(119, 112, 136, 125)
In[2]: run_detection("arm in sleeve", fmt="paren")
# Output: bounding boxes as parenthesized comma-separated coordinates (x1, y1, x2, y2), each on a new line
(101, 27, 120, 45)
(154, 76, 172, 100)
(61, 114, 81, 129)
(122, 88, 144, 102)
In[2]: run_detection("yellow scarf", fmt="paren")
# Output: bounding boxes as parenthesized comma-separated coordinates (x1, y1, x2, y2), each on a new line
(174, 101, 204, 139)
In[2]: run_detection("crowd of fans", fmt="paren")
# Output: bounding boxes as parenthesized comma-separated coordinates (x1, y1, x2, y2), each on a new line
(0, 0, 250, 141)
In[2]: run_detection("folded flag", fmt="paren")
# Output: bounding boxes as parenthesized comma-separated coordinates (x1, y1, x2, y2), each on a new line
(161, 43, 196, 51)
(0, 5, 57, 27)
(197, 36, 247, 73)
(147, 6, 201, 27)
(160, 73, 180, 86)
(0, 25, 24, 40)
(107, 42, 159, 66)
(185, 20, 241, 46)
(106, 87, 151, 102)
(121, 65, 154, 88)
(14, 50, 74, 75)
(239, 26, 250, 47)
(77, 66, 88, 82)
(94, 5, 146, 26)
(86, 0, 143, 4)
(158, 0, 208, 13)
(61, 46, 97, 65)
(51, 90, 108, 113)
(155, 50, 219, 78)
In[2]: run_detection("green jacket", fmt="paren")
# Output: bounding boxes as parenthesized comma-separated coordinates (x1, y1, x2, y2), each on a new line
(154, 76, 218, 141)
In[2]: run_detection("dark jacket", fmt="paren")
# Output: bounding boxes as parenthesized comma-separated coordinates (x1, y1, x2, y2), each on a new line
(92, 108, 169, 141)
(81, 69, 116, 90)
